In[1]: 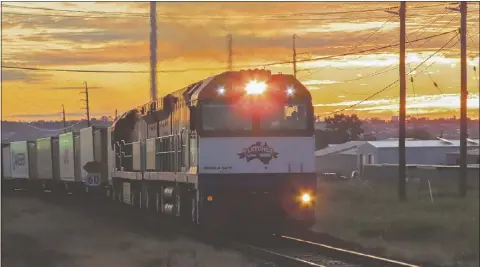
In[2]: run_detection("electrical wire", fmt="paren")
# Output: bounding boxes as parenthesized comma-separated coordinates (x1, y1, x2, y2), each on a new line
(316, 32, 459, 118)
(0, 3, 402, 19)
(23, 120, 85, 131)
(4, 30, 454, 75)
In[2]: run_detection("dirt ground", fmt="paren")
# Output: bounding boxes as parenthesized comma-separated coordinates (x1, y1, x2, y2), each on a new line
(1, 194, 262, 267)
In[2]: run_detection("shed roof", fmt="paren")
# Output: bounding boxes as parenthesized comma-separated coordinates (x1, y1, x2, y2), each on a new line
(315, 141, 365, 156)
(447, 148, 480, 156)
(366, 139, 480, 148)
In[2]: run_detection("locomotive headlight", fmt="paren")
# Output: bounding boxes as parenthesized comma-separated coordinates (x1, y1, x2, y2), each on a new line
(217, 86, 225, 95)
(301, 193, 311, 203)
(286, 87, 295, 96)
(245, 80, 266, 95)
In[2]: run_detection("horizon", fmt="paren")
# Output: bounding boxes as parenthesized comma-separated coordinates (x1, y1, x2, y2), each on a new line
(1, 2, 480, 121)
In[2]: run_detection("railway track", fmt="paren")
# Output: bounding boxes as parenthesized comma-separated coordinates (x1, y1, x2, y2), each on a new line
(11, 191, 421, 267)
(231, 234, 421, 267)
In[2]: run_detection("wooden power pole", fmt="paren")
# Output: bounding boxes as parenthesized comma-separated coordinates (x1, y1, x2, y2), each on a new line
(398, 1, 407, 201)
(228, 34, 233, 71)
(150, 1, 158, 102)
(61, 104, 67, 133)
(293, 34, 297, 78)
(459, 1, 468, 197)
(81, 81, 91, 127)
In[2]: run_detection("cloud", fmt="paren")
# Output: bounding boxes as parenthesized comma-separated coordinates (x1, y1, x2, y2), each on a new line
(314, 93, 480, 113)
(1, 69, 50, 83)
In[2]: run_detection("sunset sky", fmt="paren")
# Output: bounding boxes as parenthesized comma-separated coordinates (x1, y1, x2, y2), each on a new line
(1, 1, 479, 121)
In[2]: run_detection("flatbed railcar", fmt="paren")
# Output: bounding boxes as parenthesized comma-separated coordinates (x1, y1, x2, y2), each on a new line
(1, 69, 317, 234)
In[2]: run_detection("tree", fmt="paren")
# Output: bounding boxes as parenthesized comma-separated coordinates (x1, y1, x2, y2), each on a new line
(324, 114, 364, 143)
(406, 128, 432, 140)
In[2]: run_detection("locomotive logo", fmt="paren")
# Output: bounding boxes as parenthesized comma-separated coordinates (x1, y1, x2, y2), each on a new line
(237, 142, 279, 164)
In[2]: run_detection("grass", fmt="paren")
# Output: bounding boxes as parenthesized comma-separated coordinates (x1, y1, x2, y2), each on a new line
(313, 178, 479, 267)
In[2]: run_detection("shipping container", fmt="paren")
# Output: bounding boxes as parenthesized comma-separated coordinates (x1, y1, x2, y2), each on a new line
(2, 144, 12, 179)
(107, 127, 115, 183)
(59, 132, 75, 181)
(93, 127, 108, 184)
(28, 141, 37, 179)
(36, 137, 60, 180)
(74, 134, 82, 182)
(10, 141, 29, 179)
(80, 127, 94, 181)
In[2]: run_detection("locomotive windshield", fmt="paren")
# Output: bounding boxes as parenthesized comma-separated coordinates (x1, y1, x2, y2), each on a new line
(199, 98, 312, 136)
(201, 103, 252, 131)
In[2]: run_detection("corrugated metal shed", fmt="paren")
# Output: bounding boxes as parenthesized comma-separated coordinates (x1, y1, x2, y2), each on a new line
(315, 141, 365, 157)
(367, 139, 480, 148)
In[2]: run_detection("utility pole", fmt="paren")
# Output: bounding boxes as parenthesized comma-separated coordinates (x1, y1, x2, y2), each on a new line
(398, 1, 407, 201)
(459, 1, 468, 198)
(150, 1, 157, 102)
(61, 104, 67, 133)
(115, 109, 118, 120)
(80, 81, 91, 127)
(227, 34, 233, 71)
(293, 34, 297, 78)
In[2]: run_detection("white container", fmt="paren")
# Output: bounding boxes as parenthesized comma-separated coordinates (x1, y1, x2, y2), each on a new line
(36, 137, 54, 180)
(10, 141, 29, 179)
(80, 127, 94, 180)
(2, 144, 12, 179)
(59, 132, 75, 181)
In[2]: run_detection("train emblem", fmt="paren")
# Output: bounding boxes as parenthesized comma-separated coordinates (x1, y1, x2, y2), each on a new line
(237, 142, 279, 164)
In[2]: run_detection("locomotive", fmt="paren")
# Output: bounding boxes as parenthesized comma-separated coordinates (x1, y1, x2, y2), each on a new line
(2, 69, 317, 234)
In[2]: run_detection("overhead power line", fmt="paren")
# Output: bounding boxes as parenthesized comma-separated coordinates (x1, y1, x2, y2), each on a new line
(0, 3, 403, 18)
(2, 30, 458, 74)
(317, 32, 459, 118)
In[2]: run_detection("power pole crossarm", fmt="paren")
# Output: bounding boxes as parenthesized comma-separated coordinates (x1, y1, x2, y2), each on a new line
(398, 1, 407, 201)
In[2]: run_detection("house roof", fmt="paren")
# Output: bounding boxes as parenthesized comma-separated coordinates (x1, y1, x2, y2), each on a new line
(365, 139, 480, 148)
(315, 141, 366, 156)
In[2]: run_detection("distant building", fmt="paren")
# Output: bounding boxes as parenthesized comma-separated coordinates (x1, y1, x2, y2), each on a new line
(357, 138, 480, 166)
(315, 141, 366, 176)
(445, 148, 480, 165)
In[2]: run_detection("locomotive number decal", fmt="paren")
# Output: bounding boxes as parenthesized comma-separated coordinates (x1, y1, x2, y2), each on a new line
(237, 142, 279, 164)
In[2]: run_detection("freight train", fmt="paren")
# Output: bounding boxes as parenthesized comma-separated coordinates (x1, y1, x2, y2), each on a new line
(1, 69, 317, 234)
